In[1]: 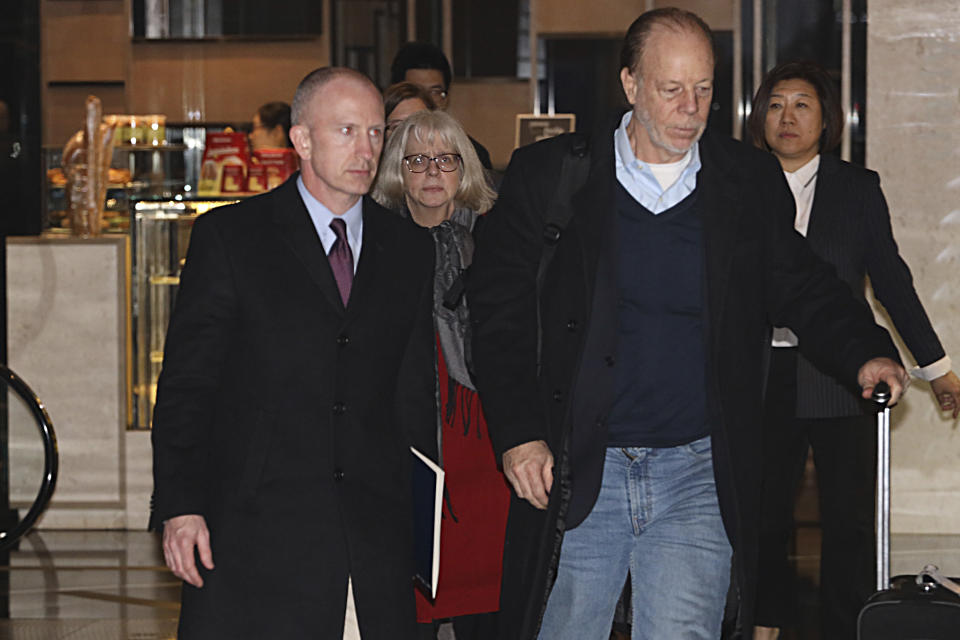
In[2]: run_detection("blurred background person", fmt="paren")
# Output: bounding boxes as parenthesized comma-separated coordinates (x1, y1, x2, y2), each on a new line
(372, 109, 504, 640)
(249, 100, 292, 150)
(246, 101, 297, 192)
(747, 60, 960, 640)
(383, 82, 435, 139)
(390, 42, 493, 170)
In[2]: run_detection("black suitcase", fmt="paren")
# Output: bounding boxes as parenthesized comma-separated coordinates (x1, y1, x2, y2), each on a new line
(856, 383, 960, 639)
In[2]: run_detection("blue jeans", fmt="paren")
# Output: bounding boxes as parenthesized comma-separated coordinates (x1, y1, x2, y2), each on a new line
(538, 438, 732, 640)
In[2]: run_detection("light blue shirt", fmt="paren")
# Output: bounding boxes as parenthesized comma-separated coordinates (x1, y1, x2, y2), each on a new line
(614, 111, 701, 214)
(297, 175, 363, 273)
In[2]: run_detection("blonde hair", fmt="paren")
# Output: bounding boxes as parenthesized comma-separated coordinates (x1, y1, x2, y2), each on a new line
(372, 110, 496, 213)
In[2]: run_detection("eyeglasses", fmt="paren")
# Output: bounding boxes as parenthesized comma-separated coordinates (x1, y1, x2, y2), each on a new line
(428, 88, 448, 101)
(403, 153, 462, 173)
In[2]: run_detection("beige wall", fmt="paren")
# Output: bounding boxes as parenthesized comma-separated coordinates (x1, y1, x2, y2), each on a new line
(127, 41, 327, 121)
(41, 0, 330, 145)
(866, 0, 960, 535)
(44, 0, 128, 83)
(40, 1, 737, 151)
(41, 1, 737, 158)
(448, 80, 529, 170)
(534, 0, 733, 34)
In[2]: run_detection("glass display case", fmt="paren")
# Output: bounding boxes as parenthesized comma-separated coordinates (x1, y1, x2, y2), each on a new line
(43, 123, 236, 234)
(130, 198, 239, 429)
(45, 143, 189, 233)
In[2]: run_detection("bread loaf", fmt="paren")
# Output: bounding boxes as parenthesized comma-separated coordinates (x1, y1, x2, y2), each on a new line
(84, 96, 102, 220)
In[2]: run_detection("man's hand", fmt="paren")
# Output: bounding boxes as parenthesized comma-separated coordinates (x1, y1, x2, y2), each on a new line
(502, 440, 554, 510)
(930, 370, 960, 419)
(162, 514, 214, 588)
(858, 357, 909, 405)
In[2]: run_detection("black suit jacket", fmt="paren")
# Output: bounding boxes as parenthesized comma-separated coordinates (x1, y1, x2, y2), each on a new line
(793, 153, 944, 417)
(469, 122, 899, 638)
(151, 176, 436, 639)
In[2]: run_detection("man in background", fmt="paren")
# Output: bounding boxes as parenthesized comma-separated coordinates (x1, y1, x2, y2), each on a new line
(391, 41, 494, 170)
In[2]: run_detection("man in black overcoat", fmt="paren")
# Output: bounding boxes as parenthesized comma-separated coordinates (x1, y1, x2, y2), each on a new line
(150, 67, 436, 639)
(469, 9, 909, 640)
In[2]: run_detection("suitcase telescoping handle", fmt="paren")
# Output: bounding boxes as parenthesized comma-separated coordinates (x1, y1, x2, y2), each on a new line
(873, 381, 892, 592)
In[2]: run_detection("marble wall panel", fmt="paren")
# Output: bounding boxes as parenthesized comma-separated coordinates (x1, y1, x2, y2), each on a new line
(124, 430, 153, 530)
(7, 237, 129, 528)
(867, 0, 960, 533)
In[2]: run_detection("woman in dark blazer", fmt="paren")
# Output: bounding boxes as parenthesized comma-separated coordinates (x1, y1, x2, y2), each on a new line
(747, 61, 960, 640)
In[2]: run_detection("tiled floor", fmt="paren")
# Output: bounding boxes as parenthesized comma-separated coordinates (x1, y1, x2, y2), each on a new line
(750, 458, 960, 640)
(0, 529, 455, 640)
(0, 530, 179, 639)
(0, 515, 957, 639)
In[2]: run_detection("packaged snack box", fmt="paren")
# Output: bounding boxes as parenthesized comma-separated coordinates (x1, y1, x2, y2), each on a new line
(249, 148, 299, 192)
(247, 165, 268, 193)
(198, 132, 251, 195)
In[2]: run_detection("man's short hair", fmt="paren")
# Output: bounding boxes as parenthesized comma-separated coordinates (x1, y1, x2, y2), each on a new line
(256, 101, 292, 144)
(291, 67, 376, 126)
(746, 60, 844, 154)
(620, 8, 715, 75)
(390, 42, 452, 90)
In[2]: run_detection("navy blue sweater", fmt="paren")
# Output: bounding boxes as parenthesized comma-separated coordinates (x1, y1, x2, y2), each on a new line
(606, 181, 710, 447)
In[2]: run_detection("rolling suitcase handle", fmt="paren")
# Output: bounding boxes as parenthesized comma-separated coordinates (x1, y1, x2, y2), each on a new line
(859, 382, 960, 639)
(872, 381, 891, 592)
(918, 565, 960, 596)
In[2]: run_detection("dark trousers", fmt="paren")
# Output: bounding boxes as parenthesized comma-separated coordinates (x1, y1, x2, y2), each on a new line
(755, 347, 877, 639)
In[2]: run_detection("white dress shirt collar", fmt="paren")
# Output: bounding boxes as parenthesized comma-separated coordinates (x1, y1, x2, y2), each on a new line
(783, 154, 820, 238)
(614, 111, 701, 214)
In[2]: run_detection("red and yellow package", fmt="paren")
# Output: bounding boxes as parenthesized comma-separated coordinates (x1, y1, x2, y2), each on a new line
(198, 132, 251, 195)
(249, 148, 300, 193)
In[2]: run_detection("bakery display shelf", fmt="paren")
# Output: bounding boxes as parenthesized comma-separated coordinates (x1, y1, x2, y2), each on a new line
(47, 182, 139, 190)
(131, 198, 239, 429)
(115, 143, 188, 151)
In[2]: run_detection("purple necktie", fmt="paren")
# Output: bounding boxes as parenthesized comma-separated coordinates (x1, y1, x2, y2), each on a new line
(328, 218, 353, 305)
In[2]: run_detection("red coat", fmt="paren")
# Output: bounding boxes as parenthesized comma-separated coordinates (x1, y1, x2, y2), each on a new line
(415, 343, 511, 621)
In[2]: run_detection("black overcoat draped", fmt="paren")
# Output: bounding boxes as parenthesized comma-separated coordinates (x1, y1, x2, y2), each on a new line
(151, 175, 436, 639)
(469, 121, 899, 639)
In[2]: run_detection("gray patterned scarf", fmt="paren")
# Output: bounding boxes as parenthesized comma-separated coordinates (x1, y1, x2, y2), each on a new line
(402, 206, 479, 390)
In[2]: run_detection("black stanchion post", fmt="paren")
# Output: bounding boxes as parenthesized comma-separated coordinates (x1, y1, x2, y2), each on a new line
(0, 238, 13, 619)
(1, 0, 42, 616)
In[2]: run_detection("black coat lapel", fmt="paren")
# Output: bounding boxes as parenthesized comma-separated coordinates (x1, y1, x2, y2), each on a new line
(698, 132, 746, 329)
(342, 196, 388, 325)
(805, 153, 841, 249)
(569, 118, 618, 300)
(270, 175, 346, 314)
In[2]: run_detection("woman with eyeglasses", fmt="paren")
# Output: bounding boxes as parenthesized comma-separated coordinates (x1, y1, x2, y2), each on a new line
(372, 109, 505, 640)
(747, 61, 960, 640)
